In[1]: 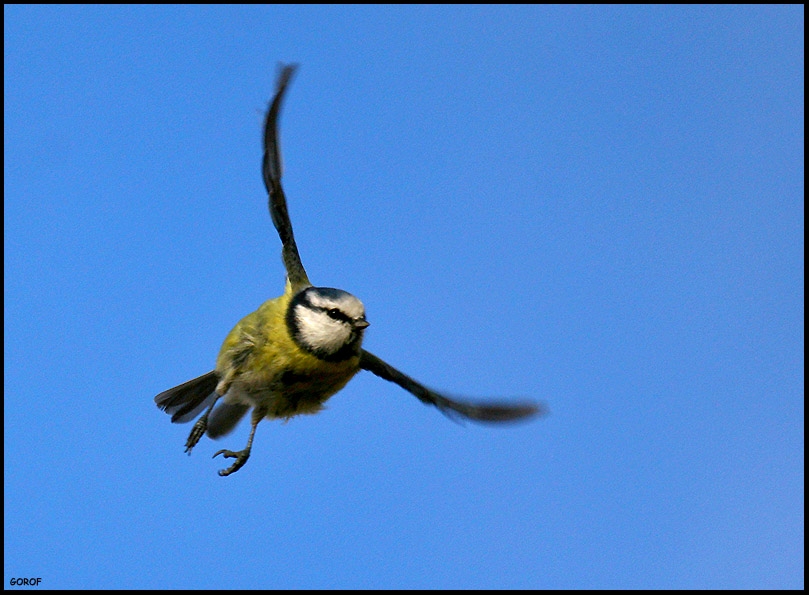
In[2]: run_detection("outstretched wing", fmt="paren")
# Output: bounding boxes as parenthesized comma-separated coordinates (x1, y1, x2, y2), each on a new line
(359, 350, 543, 423)
(262, 63, 311, 292)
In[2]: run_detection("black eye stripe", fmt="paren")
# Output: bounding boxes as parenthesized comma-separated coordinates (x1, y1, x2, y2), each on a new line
(323, 307, 350, 322)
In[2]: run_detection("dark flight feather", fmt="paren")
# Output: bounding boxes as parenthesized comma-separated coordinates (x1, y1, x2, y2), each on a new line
(359, 350, 543, 423)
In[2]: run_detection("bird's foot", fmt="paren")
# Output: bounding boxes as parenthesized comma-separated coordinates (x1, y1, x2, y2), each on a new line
(184, 418, 208, 454)
(213, 448, 251, 476)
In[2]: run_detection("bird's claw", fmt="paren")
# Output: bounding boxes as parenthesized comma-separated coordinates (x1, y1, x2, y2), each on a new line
(184, 418, 207, 454)
(213, 449, 250, 476)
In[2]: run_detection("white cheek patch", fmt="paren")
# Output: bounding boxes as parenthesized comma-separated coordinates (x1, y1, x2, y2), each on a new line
(295, 306, 353, 354)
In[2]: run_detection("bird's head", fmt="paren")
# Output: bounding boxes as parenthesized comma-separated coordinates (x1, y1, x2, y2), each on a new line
(287, 286, 369, 362)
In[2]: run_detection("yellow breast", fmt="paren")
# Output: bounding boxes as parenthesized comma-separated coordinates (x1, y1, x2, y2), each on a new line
(214, 290, 361, 419)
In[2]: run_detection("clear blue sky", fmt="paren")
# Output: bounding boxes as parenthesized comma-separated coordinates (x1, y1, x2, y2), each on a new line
(4, 5, 803, 589)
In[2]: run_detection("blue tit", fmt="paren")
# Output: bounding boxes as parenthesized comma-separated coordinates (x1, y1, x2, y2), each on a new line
(155, 65, 542, 476)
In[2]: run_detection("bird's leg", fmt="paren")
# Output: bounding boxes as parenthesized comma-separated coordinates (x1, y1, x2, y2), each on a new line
(213, 415, 261, 477)
(184, 396, 220, 454)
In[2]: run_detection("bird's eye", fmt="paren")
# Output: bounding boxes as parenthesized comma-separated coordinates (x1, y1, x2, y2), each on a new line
(327, 308, 342, 320)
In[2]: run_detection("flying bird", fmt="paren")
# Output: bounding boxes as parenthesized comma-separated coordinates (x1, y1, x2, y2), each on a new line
(155, 65, 542, 476)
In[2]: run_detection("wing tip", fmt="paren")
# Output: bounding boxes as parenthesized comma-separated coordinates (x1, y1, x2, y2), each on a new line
(448, 400, 548, 424)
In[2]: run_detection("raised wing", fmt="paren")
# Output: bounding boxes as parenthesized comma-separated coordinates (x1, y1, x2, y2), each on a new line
(359, 350, 543, 423)
(262, 63, 311, 292)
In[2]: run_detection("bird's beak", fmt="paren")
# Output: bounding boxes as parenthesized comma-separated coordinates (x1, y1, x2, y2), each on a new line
(355, 319, 370, 329)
